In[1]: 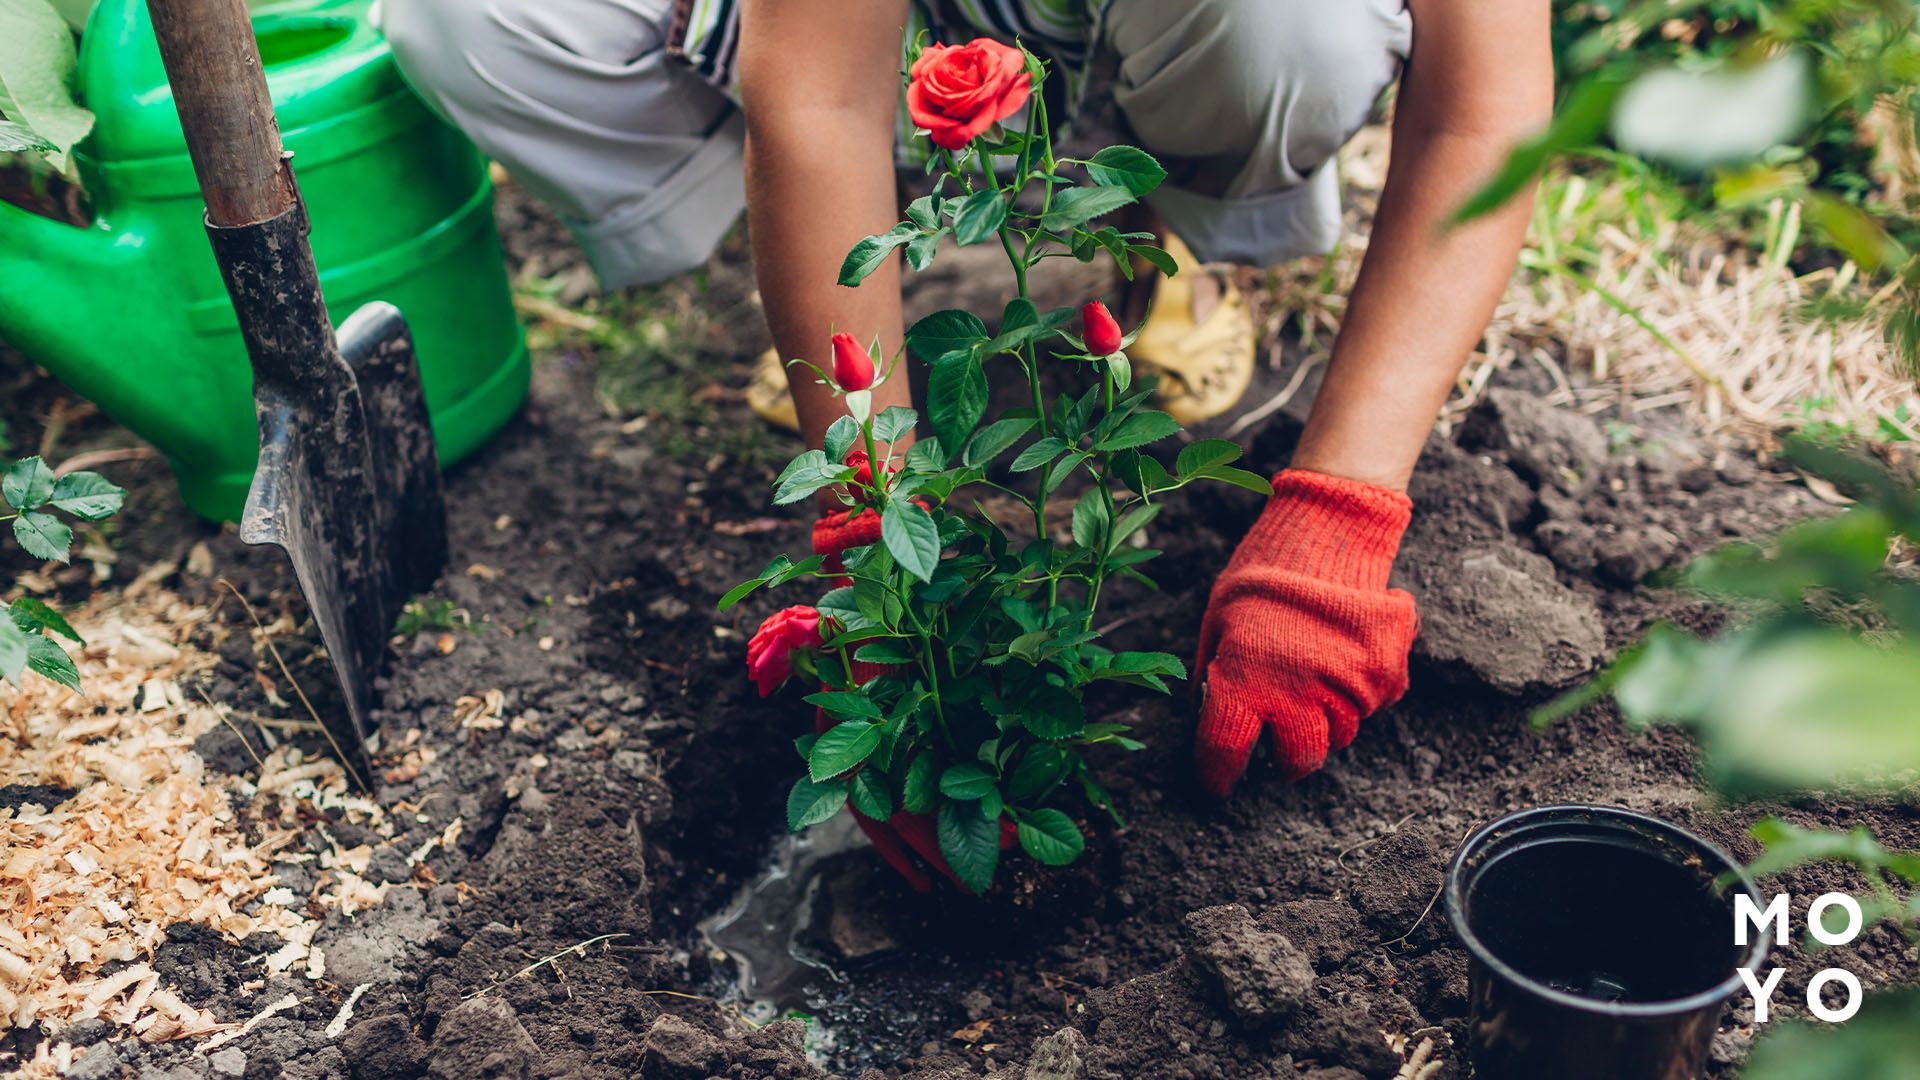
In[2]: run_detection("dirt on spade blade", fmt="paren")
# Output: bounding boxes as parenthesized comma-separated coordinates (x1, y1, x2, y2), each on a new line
(3, 194, 1917, 1080)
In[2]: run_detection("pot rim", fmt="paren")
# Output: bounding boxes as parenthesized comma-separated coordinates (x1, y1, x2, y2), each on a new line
(1443, 803, 1772, 1020)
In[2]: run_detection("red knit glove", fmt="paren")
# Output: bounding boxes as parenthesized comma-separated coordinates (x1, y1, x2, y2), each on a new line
(813, 507, 881, 579)
(1194, 469, 1419, 796)
(812, 510, 1014, 891)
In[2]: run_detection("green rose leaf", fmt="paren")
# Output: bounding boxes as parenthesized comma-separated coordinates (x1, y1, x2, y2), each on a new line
(906, 194, 941, 229)
(1096, 410, 1182, 451)
(3, 456, 54, 511)
(939, 762, 997, 801)
(838, 222, 920, 286)
(1176, 438, 1243, 478)
(13, 510, 71, 563)
(1197, 466, 1274, 496)
(1108, 503, 1160, 552)
(25, 634, 78, 691)
(937, 799, 1002, 893)
(882, 500, 941, 584)
(854, 640, 917, 665)
(803, 691, 884, 720)
(1017, 808, 1086, 865)
(1011, 437, 1067, 473)
(1006, 745, 1072, 801)
(1071, 491, 1111, 551)
(906, 230, 944, 271)
(902, 753, 936, 813)
(10, 597, 79, 642)
(773, 450, 851, 506)
(953, 188, 1009, 246)
(810, 721, 882, 781)
(1040, 186, 1137, 233)
(47, 471, 124, 521)
(824, 416, 862, 462)
(1084, 145, 1167, 196)
(964, 418, 1036, 467)
(1020, 683, 1087, 739)
(1127, 243, 1178, 277)
(906, 309, 989, 362)
(926, 352, 988, 463)
(872, 406, 919, 444)
(850, 769, 895, 820)
(0, 616, 28, 682)
(787, 776, 849, 830)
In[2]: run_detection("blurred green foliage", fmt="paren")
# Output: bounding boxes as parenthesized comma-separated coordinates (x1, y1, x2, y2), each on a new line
(1504, 1, 1920, 361)
(1537, 438, 1920, 1072)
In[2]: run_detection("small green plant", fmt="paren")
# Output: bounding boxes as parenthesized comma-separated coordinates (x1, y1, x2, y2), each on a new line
(1539, 437, 1920, 1071)
(1, 454, 124, 688)
(392, 595, 470, 638)
(723, 38, 1266, 892)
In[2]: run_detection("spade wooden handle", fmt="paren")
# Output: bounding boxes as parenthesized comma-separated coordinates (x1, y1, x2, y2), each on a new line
(146, 0, 298, 227)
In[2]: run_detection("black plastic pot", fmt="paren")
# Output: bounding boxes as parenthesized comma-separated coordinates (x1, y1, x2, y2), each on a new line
(1443, 805, 1770, 1080)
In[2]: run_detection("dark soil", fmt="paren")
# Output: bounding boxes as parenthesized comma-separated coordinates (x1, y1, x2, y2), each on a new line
(4, 182, 1916, 1080)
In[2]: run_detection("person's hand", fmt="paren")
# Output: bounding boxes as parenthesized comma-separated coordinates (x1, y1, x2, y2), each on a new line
(1193, 469, 1419, 796)
(811, 508, 1011, 891)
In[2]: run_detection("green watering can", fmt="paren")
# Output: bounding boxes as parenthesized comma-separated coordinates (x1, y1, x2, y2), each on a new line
(0, 0, 529, 522)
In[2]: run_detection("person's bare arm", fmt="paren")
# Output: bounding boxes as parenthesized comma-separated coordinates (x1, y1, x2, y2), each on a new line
(738, 0, 913, 452)
(1288, 0, 1553, 490)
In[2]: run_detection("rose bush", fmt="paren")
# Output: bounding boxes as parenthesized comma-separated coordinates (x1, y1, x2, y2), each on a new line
(725, 40, 1268, 892)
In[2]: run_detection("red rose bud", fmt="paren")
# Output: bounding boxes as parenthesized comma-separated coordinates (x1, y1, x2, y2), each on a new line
(1082, 301, 1123, 357)
(831, 332, 876, 392)
(747, 605, 823, 697)
(907, 38, 1033, 151)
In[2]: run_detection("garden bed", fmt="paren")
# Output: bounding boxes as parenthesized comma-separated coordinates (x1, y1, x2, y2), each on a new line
(3, 188, 1917, 1080)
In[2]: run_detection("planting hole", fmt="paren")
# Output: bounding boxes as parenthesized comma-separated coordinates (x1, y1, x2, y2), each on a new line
(697, 816, 865, 1052)
(1465, 835, 1740, 1004)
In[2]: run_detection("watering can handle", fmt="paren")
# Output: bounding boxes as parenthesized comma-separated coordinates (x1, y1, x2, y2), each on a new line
(145, 0, 297, 227)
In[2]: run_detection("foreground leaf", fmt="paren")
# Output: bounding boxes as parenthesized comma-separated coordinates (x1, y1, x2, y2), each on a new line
(3, 456, 53, 511)
(1017, 809, 1085, 865)
(850, 769, 894, 820)
(937, 799, 1001, 893)
(787, 777, 849, 830)
(809, 721, 881, 781)
(882, 500, 941, 583)
(902, 754, 936, 813)
(1084, 146, 1166, 196)
(10, 597, 79, 642)
(0, 617, 27, 682)
(926, 351, 988, 462)
(0, 0, 95, 171)
(47, 471, 124, 520)
(1040, 186, 1136, 233)
(13, 511, 71, 563)
(838, 223, 919, 286)
(939, 763, 997, 801)
(25, 634, 78, 690)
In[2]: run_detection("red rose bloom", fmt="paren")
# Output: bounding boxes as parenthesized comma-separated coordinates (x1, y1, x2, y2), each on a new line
(907, 38, 1032, 151)
(831, 332, 876, 392)
(846, 449, 875, 488)
(747, 606, 822, 697)
(1082, 301, 1123, 357)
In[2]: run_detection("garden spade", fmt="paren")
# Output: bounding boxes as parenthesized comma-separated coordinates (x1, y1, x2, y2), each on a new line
(146, 0, 447, 775)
